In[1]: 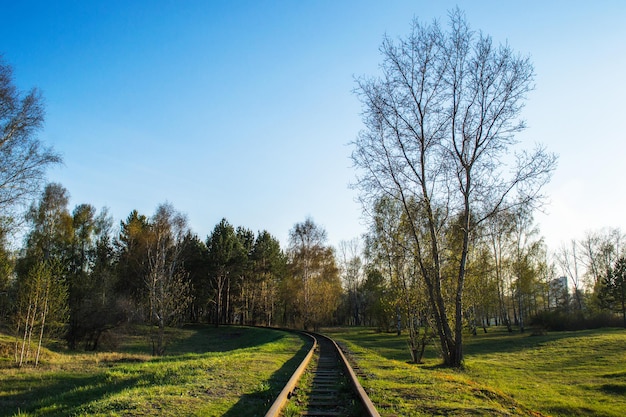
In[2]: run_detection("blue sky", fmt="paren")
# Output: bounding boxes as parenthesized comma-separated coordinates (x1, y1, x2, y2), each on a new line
(2, 1, 625, 251)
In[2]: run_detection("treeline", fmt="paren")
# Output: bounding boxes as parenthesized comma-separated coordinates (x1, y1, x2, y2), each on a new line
(350, 196, 626, 363)
(0, 183, 352, 362)
(2, 182, 625, 366)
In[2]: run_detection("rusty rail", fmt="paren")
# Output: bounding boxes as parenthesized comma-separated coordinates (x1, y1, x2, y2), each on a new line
(325, 333, 380, 417)
(264, 331, 380, 417)
(264, 332, 317, 417)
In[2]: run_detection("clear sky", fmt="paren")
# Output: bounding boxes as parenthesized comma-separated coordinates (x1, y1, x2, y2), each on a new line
(1, 0, 625, 251)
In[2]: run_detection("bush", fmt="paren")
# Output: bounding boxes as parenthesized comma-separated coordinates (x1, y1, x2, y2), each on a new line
(530, 310, 622, 331)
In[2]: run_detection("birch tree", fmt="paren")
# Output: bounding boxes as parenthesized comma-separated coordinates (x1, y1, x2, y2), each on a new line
(365, 196, 434, 362)
(14, 260, 67, 367)
(145, 203, 192, 355)
(14, 183, 70, 365)
(287, 218, 341, 330)
(352, 9, 556, 366)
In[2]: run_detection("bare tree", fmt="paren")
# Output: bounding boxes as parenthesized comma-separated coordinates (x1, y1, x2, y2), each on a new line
(338, 238, 363, 325)
(145, 203, 192, 355)
(555, 240, 584, 311)
(352, 9, 556, 367)
(0, 58, 61, 221)
(579, 228, 625, 294)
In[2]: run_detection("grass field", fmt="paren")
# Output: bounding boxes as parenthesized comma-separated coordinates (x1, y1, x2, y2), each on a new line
(324, 326, 626, 417)
(2, 325, 625, 416)
(0, 325, 308, 417)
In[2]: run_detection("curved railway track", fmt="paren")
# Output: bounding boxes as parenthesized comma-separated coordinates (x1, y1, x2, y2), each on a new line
(265, 331, 380, 417)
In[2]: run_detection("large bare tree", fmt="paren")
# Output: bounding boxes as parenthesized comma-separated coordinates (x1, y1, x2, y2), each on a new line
(352, 9, 556, 367)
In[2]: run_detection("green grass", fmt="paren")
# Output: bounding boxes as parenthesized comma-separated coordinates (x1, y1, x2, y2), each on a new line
(0, 325, 309, 417)
(3, 325, 624, 416)
(464, 328, 626, 417)
(324, 326, 626, 417)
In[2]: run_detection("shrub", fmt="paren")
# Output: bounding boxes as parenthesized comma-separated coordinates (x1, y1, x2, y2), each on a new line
(530, 310, 622, 331)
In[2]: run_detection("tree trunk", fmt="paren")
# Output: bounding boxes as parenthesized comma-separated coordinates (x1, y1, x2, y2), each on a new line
(18, 295, 34, 367)
(35, 277, 51, 367)
(621, 290, 626, 329)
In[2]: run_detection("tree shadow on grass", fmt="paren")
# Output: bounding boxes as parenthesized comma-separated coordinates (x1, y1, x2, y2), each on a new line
(166, 325, 286, 355)
(463, 327, 615, 357)
(325, 327, 626, 367)
(0, 372, 142, 417)
(222, 335, 313, 417)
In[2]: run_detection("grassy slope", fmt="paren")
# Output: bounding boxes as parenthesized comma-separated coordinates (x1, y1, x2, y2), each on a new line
(325, 327, 626, 417)
(0, 325, 308, 417)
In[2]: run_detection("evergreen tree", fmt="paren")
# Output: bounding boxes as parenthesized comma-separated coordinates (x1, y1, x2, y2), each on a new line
(601, 257, 626, 328)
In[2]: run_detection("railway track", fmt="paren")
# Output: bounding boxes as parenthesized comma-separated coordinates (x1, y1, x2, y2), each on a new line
(265, 331, 380, 417)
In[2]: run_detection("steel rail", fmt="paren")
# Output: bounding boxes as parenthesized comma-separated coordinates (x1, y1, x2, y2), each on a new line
(323, 333, 380, 417)
(264, 331, 380, 417)
(264, 331, 317, 417)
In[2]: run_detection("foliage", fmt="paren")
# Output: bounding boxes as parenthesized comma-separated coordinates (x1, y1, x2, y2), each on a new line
(13, 260, 67, 367)
(249, 230, 286, 326)
(364, 196, 435, 362)
(203, 219, 287, 328)
(286, 218, 342, 330)
(116, 210, 151, 304)
(600, 257, 626, 327)
(530, 309, 622, 331)
(206, 218, 245, 326)
(180, 233, 210, 322)
(65, 205, 120, 350)
(0, 224, 14, 322)
(360, 268, 394, 331)
(13, 184, 72, 365)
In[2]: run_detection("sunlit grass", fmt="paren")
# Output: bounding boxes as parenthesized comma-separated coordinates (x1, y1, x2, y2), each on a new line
(464, 328, 626, 417)
(5, 325, 623, 416)
(325, 326, 626, 417)
(0, 325, 308, 417)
